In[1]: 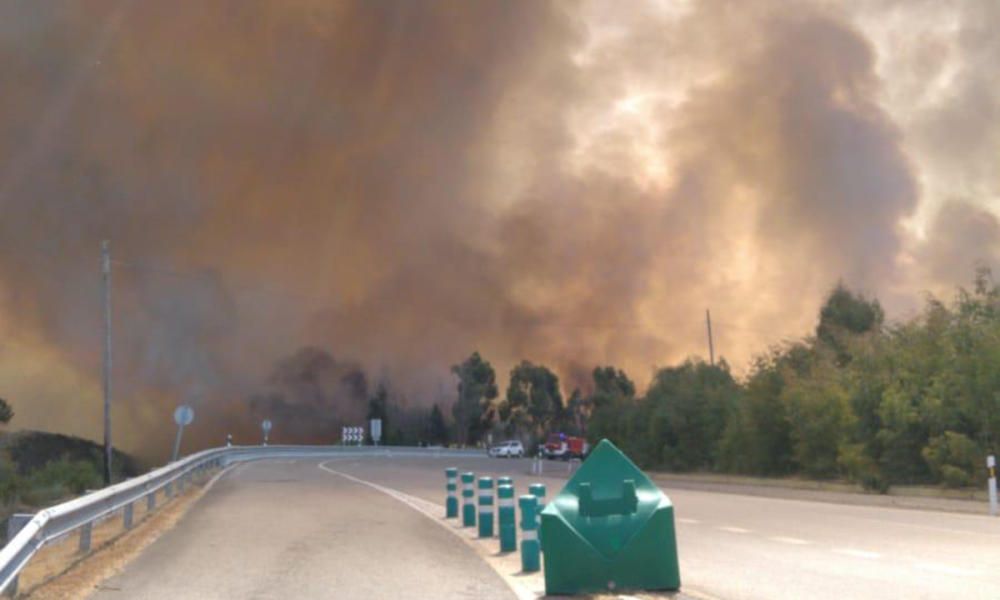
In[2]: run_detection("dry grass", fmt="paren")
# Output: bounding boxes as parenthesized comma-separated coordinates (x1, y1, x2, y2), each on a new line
(19, 469, 222, 599)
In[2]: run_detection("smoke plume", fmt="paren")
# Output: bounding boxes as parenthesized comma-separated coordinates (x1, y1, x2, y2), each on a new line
(0, 1, 997, 459)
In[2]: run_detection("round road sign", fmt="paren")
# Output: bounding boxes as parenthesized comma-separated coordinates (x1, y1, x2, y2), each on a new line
(173, 405, 194, 426)
(261, 419, 272, 433)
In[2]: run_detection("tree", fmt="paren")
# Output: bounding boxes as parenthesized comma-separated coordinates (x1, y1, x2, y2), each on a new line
(428, 404, 449, 445)
(816, 283, 884, 364)
(586, 366, 636, 447)
(0, 398, 12, 425)
(451, 352, 498, 445)
(502, 361, 563, 440)
(645, 360, 739, 471)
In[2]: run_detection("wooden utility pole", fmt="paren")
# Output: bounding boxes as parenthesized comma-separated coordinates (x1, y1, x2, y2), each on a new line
(705, 309, 715, 366)
(101, 240, 113, 485)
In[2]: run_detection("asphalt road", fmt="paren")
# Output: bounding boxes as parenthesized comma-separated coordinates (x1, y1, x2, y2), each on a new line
(89, 454, 1000, 599)
(88, 458, 514, 600)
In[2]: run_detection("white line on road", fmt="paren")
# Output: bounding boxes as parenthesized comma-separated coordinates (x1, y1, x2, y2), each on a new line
(768, 536, 811, 545)
(913, 562, 979, 577)
(832, 548, 881, 559)
(717, 526, 751, 534)
(678, 518, 701, 524)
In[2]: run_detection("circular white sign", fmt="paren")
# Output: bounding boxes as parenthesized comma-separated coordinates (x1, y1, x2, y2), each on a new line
(261, 419, 272, 433)
(173, 405, 194, 426)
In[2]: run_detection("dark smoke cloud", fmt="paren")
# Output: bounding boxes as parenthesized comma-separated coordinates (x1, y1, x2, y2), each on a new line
(247, 347, 368, 444)
(0, 1, 996, 459)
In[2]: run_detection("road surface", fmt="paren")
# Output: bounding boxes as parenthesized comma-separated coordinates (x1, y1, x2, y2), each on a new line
(89, 454, 1000, 599)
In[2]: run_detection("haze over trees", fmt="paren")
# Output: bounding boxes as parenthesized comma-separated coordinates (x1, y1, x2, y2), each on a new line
(0, 398, 12, 426)
(454, 272, 1000, 490)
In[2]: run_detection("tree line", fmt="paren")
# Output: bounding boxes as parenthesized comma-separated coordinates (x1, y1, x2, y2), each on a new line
(444, 270, 1000, 490)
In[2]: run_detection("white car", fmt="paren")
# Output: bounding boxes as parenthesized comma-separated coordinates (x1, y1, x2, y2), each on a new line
(488, 440, 525, 458)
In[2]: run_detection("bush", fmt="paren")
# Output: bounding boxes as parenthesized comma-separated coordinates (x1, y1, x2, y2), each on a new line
(22, 458, 102, 505)
(922, 431, 981, 487)
(940, 465, 970, 488)
(0, 459, 19, 505)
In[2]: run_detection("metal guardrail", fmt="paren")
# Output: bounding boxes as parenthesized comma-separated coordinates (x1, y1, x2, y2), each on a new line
(0, 444, 484, 595)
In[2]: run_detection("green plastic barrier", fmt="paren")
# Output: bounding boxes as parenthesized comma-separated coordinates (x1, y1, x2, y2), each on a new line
(445, 467, 458, 518)
(497, 484, 516, 552)
(461, 472, 476, 527)
(540, 439, 680, 594)
(477, 477, 494, 538)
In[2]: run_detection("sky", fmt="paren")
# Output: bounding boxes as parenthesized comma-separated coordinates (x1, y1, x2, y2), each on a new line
(0, 0, 997, 458)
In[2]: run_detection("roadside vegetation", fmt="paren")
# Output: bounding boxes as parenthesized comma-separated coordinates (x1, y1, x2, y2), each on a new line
(0, 427, 142, 527)
(413, 269, 1000, 492)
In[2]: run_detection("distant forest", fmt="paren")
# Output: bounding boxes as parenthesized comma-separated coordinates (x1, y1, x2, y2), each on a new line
(379, 270, 1000, 491)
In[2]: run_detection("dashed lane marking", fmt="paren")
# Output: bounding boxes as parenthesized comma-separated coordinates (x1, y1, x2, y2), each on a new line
(678, 518, 701, 524)
(717, 526, 751, 534)
(832, 548, 881, 559)
(768, 536, 811, 545)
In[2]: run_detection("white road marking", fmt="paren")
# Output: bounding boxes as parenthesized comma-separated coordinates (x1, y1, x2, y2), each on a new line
(832, 548, 881, 559)
(913, 562, 978, 577)
(717, 526, 751, 534)
(768, 536, 811, 545)
(678, 518, 700, 524)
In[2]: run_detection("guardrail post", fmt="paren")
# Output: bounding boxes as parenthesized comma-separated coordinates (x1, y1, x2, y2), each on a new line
(518, 495, 540, 572)
(165, 482, 173, 498)
(123, 502, 134, 529)
(445, 468, 458, 518)
(461, 472, 476, 527)
(4, 514, 32, 597)
(78, 522, 92, 553)
(498, 484, 516, 552)
(147, 490, 156, 511)
(478, 477, 494, 538)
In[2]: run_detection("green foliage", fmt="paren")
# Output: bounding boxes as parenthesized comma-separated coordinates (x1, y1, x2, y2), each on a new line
(451, 352, 498, 445)
(428, 404, 449, 445)
(502, 361, 563, 440)
(922, 432, 981, 488)
(816, 283, 884, 364)
(0, 398, 13, 425)
(20, 458, 102, 505)
(0, 458, 19, 505)
(645, 360, 739, 471)
(474, 273, 999, 489)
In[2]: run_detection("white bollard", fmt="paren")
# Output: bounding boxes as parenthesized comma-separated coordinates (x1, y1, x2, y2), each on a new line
(988, 455, 997, 517)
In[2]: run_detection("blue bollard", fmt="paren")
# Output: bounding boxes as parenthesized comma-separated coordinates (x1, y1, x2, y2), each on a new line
(461, 472, 476, 527)
(519, 494, 540, 572)
(478, 477, 494, 538)
(445, 467, 459, 518)
(498, 484, 517, 552)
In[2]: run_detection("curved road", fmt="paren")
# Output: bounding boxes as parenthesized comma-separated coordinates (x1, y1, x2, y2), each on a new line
(88, 454, 1000, 599)
(89, 459, 514, 600)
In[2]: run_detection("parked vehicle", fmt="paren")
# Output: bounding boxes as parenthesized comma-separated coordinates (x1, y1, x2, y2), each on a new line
(542, 433, 589, 460)
(488, 440, 525, 458)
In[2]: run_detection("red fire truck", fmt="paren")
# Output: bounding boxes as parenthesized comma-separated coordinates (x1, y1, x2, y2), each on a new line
(542, 432, 589, 460)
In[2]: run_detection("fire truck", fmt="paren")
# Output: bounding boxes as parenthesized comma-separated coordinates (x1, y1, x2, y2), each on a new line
(542, 432, 589, 460)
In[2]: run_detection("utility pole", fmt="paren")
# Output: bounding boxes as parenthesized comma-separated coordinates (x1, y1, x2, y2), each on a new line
(101, 240, 112, 486)
(705, 309, 715, 366)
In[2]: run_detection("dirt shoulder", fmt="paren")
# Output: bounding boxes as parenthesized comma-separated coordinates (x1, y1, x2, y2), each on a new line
(19, 467, 229, 599)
